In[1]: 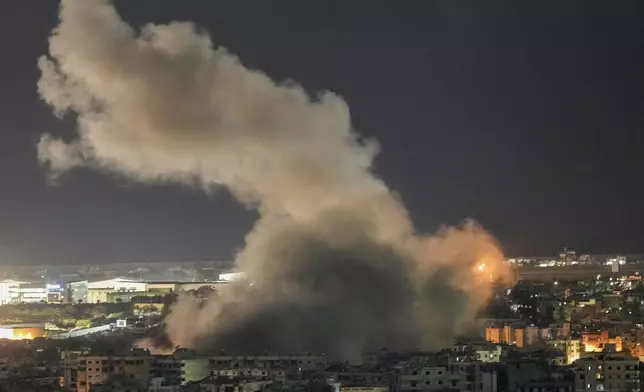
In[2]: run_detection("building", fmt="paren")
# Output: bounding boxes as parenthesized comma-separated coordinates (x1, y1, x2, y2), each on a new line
(146, 281, 179, 294)
(174, 349, 210, 383)
(0, 281, 64, 304)
(485, 325, 524, 348)
(395, 354, 495, 392)
(0, 280, 22, 304)
(208, 353, 327, 377)
(149, 355, 184, 390)
(451, 345, 502, 363)
(18, 282, 65, 303)
(582, 330, 623, 353)
(61, 350, 84, 392)
(86, 278, 148, 303)
(177, 281, 227, 292)
(520, 380, 574, 392)
(524, 326, 550, 346)
(65, 279, 223, 304)
(547, 339, 582, 364)
(17, 282, 48, 303)
(196, 378, 273, 392)
(476, 346, 502, 363)
(397, 365, 457, 391)
(76, 349, 151, 392)
(340, 387, 388, 392)
(66, 280, 89, 304)
(573, 354, 640, 392)
(45, 283, 65, 302)
(622, 328, 644, 360)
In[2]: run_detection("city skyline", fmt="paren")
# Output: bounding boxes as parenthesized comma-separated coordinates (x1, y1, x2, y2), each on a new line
(0, 3, 642, 392)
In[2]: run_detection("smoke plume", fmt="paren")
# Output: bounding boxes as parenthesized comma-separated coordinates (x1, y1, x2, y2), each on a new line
(38, 0, 509, 359)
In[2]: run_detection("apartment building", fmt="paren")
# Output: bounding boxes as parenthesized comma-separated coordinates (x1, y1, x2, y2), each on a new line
(76, 349, 150, 392)
(396, 355, 496, 392)
(573, 354, 640, 392)
(485, 325, 525, 347)
(547, 339, 582, 364)
(582, 330, 623, 353)
(208, 353, 327, 378)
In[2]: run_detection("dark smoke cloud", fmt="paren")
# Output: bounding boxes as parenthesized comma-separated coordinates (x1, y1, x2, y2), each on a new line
(37, 0, 510, 360)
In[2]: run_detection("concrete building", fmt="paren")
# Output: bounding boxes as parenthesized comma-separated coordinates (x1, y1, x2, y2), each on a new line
(146, 281, 180, 294)
(582, 330, 623, 353)
(66, 280, 89, 304)
(475, 346, 502, 363)
(76, 349, 151, 392)
(208, 353, 327, 376)
(547, 339, 582, 364)
(173, 350, 210, 383)
(86, 278, 148, 303)
(396, 355, 495, 392)
(520, 380, 574, 392)
(65, 279, 223, 304)
(197, 378, 273, 392)
(485, 325, 525, 347)
(324, 364, 390, 390)
(0, 281, 65, 304)
(398, 365, 452, 390)
(524, 326, 550, 346)
(451, 345, 502, 363)
(340, 387, 388, 392)
(149, 356, 184, 390)
(622, 328, 644, 360)
(573, 354, 640, 392)
(17, 282, 48, 303)
(0, 280, 22, 304)
(177, 281, 227, 292)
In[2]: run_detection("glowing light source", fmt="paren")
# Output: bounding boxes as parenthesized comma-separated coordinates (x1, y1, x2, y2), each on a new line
(477, 264, 486, 272)
(0, 328, 39, 340)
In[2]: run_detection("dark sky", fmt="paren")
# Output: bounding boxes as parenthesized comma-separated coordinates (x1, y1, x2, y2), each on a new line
(1, 0, 644, 264)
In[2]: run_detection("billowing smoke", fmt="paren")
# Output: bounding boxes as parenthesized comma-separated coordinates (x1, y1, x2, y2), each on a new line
(38, 0, 510, 359)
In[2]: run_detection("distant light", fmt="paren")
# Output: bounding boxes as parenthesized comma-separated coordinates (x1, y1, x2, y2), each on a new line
(478, 264, 486, 272)
(554, 281, 558, 285)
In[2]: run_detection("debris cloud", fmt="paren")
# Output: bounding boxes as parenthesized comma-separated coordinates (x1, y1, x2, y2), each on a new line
(38, 0, 509, 359)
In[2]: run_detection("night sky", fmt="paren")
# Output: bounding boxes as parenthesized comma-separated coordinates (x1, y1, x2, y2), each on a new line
(2, 0, 644, 264)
